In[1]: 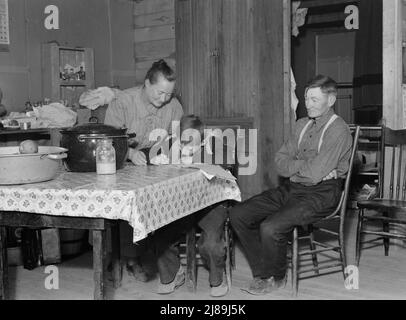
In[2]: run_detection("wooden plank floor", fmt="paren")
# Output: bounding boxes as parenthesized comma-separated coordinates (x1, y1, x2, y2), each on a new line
(7, 211, 406, 300)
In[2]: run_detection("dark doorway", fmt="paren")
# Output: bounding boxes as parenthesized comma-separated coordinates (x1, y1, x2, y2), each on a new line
(292, 0, 383, 125)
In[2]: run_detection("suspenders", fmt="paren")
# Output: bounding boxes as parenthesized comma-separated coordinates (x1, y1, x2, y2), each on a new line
(298, 114, 339, 153)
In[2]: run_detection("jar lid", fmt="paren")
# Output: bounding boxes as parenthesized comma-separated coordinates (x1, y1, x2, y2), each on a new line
(61, 122, 127, 135)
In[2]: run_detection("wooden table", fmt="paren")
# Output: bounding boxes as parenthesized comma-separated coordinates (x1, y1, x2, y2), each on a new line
(0, 212, 121, 300)
(0, 164, 241, 299)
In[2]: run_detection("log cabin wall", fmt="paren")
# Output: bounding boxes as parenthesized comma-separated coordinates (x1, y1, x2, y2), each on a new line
(132, 0, 291, 199)
(133, 0, 176, 85)
(0, 0, 136, 112)
(175, 0, 292, 199)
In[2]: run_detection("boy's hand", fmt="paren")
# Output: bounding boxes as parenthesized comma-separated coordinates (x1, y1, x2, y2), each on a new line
(322, 169, 337, 181)
(150, 154, 170, 165)
(129, 149, 147, 166)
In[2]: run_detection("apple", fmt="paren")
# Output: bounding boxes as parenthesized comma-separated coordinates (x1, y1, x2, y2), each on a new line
(19, 140, 39, 154)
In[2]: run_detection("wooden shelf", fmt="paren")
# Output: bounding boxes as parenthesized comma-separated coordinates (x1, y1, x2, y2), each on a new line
(357, 171, 379, 176)
(351, 126, 382, 201)
(59, 80, 87, 86)
(41, 43, 94, 106)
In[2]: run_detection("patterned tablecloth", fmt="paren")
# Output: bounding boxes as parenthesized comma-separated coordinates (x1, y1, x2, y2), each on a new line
(0, 164, 241, 242)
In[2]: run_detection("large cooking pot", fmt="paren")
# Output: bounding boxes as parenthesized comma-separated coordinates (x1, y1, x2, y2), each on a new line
(60, 121, 133, 172)
(0, 146, 67, 185)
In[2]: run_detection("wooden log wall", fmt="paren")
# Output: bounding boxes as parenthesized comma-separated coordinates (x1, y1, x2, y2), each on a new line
(133, 0, 291, 199)
(175, 0, 291, 198)
(133, 0, 176, 85)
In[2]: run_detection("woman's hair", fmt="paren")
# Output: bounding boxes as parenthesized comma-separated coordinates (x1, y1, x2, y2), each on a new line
(145, 59, 176, 84)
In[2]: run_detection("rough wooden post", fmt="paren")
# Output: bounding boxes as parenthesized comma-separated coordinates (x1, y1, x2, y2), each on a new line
(0, 226, 8, 300)
(111, 223, 122, 289)
(185, 227, 197, 292)
(93, 229, 106, 300)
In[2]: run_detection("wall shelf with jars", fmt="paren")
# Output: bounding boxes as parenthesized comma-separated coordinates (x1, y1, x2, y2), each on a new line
(41, 43, 95, 108)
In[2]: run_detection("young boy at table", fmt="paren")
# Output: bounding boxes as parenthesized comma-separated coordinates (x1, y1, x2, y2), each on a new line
(150, 115, 235, 297)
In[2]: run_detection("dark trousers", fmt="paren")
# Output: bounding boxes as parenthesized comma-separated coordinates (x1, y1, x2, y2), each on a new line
(153, 204, 228, 286)
(229, 179, 343, 279)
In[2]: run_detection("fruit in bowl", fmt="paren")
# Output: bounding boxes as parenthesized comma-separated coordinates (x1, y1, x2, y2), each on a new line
(19, 140, 39, 154)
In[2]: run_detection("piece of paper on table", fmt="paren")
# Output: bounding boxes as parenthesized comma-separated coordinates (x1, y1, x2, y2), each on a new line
(180, 163, 237, 181)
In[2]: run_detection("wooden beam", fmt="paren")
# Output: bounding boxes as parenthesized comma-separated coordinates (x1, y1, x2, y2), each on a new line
(383, 0, 402, 129)
(300, 0, 359, 8)
(254, 0, 291, 189)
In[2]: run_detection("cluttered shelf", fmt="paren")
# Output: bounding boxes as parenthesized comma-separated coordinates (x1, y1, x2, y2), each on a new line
(0, 102, 79, 147)
(348, 125, 382, 208)
(59, 80, 87, 87)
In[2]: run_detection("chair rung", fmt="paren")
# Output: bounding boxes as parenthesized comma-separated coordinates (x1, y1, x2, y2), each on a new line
(362, 216, 406, 224)
(311, 241, 337, 249)
(179, 243, 198, 248)
(315, 228, 339, 236)
(361, 230, 406, 239)
(297, 235, 312, 240)
(297, 228, 339, 239)
(359, 236, 385, 243)
(297, 262, 343, 275)
(299, 246, 340, 256)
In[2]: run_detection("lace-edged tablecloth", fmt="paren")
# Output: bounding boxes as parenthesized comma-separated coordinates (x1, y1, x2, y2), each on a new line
(0, 164, 241, 242)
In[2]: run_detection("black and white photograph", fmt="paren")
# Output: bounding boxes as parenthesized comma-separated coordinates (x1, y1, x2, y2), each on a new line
(0, 0, 405, 306)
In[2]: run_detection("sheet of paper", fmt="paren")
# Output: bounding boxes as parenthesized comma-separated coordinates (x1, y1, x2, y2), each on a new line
(180, 163, 237, 181)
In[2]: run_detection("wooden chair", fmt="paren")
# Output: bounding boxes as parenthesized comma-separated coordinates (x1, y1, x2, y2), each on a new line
(356, 127, 406, 266)
(291, 125, 360, 296)
(180, 123, 241, 292)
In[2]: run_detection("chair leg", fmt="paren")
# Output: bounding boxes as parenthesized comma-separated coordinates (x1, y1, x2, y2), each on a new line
(355, 208, 364, 267)
(339, 214, 347, 280)
(224, 223, 232, 289)
(186, 228, 197, 292)
(308, 225, 319, 275)
(382, 211, 390, 256)
(225, 218, 236, 270)
(0, 227, 8, 300)
(230, 232, 236, 270)
(292, 227, 299, 297)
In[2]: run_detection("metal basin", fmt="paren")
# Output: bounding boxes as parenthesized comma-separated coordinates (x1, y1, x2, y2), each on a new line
(0, 146, 68, 185)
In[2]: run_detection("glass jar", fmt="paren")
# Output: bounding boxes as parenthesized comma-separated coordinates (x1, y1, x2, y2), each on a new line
(96, 138, 116, 175)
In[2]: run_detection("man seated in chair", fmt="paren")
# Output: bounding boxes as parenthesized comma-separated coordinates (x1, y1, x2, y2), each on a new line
(229, 75, 353, 295)
(150, 115, 235, 297)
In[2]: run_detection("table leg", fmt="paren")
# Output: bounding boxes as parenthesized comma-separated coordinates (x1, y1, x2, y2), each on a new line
(110, 223, 122, 288)
(186, 227, 197, 292)
(0, 226, 8, 300)
(93, 229, 106, 300)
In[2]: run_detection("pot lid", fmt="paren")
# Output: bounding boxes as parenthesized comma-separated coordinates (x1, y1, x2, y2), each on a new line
(62, 122, 127, 135)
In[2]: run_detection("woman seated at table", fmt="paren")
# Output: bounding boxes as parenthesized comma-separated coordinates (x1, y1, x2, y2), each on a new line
(150, 115, 234, 297)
